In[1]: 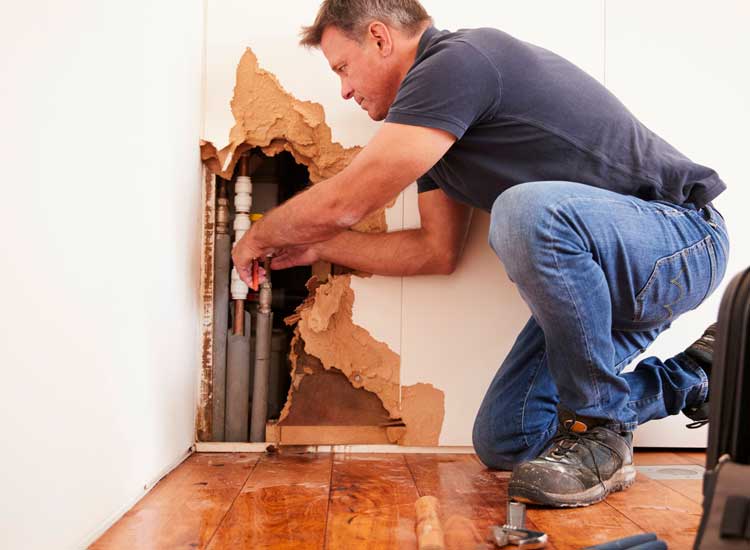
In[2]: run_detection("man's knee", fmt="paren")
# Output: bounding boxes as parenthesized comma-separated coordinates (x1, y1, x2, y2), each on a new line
(489, 182, 588, 278)
(472, 408, 539, 470)
(489, 183, 560, 270)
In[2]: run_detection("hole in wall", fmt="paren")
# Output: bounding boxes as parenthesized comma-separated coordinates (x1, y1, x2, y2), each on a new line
(217, 149, 314, 436)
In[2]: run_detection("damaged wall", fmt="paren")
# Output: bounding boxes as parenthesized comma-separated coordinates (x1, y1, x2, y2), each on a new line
(201, 42, 444, 445)
(201, 1, 523, 447)
(281, 276, 444, 445)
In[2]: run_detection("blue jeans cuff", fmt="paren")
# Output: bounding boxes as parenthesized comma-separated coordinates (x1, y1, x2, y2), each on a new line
(677, 352, 710, 405)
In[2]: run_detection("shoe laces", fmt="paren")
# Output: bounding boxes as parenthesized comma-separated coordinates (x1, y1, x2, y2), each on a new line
(547, 429, 607, 491)
(686, 419, 708, 429)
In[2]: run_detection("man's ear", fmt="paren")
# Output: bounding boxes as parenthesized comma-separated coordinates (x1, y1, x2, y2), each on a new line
(367, 21, 393, 56)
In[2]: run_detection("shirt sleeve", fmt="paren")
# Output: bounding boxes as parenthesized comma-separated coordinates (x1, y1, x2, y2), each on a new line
(385, 40, 502, 140)
(417, 173, 440, 193)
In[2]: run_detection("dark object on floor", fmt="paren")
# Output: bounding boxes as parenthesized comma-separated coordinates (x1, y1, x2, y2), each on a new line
(582, 532, 666, 549)
(694, 267, 750, 549)
(489, 500, 548, 548)
(489, 525, 547, 548)
(508, 411, 634, 507)
(683, 323, 718, 428)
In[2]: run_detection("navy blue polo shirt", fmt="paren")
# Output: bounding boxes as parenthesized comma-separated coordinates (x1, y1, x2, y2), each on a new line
(384, 26, 726, 211)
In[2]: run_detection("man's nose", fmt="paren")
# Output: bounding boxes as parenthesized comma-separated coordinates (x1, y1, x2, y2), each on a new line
(341, 80, 354, 100)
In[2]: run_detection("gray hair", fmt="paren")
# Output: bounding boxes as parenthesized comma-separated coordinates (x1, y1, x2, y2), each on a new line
(300, 0, 432, 47)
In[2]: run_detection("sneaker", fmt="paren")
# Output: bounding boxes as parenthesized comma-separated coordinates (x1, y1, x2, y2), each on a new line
(508, 411, 636, 508)
(682, 323, 717, 429)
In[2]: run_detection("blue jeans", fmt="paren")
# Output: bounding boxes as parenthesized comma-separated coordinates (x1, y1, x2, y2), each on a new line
(473, 181, 729, 470)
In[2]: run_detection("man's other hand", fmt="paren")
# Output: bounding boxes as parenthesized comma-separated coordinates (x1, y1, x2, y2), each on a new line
(270, 244, 320, 270)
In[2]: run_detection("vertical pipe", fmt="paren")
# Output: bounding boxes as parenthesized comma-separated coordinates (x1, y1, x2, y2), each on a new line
(211, 180, 231, 441)
(226, 152, 254, 441)
(231, 153, 252, 334)
(250, 260, 272, 442)
(225, 310, 252, 441)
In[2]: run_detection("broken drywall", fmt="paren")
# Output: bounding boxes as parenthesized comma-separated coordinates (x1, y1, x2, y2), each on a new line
(200, 48, 386, 234)
(199, 47, 444, 445)
(281, 275, 445, 446)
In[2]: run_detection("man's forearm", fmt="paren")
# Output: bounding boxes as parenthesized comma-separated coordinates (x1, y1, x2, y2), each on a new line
(314, 229, 452, 276)
(252, 174, 350, 250)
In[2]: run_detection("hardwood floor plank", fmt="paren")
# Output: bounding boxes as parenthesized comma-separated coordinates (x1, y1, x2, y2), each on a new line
(652, 479, 704, 505)
(680, 451, 707, 466)
(404, 454, 518, 549)
(528, 503, 643, 550)
(526, 500, 643, 549)
(605, 473, 703, 548)
(325, 454, 419, 550)
(206, 452, 332, 550)
(90, 453, 260, 550)
(633, 451, 696, 465)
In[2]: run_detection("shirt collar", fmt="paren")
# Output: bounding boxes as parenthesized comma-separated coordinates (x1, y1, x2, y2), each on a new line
(416, 26, 439, 58)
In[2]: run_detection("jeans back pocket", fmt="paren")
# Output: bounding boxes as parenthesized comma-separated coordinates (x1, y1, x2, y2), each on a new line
(634, 235, 716, 326)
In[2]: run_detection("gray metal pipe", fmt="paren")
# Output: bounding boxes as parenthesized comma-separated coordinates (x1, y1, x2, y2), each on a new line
(225, 310, 252, 441)
(211, 232, 231, 441)
(250, 279, 273, 442)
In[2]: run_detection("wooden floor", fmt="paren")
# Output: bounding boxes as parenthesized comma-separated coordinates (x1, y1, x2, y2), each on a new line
(90, 450, 706, 550)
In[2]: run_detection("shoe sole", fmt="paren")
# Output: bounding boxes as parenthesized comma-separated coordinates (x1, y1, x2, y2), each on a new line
(508, 464, 637, 508)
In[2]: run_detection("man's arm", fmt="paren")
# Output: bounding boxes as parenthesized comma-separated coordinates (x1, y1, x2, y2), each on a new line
(271, 188, 473, 276)
(232, 123, 456, 286)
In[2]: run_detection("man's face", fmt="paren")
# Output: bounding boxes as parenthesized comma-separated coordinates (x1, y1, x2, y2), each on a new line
(320, 24, 402, 121)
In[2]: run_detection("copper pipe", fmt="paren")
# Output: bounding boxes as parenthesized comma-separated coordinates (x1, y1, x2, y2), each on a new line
(263, 256, 271, 285)
(238, 151, 250, 177)
(230, 154, 252, 336)
(233, 300, 245, 335)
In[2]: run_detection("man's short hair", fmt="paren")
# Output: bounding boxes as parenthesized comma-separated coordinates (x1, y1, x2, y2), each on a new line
(300, 0, 432, 48)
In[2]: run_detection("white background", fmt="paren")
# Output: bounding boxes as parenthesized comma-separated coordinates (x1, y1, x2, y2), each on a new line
(1, 1, 748, 547)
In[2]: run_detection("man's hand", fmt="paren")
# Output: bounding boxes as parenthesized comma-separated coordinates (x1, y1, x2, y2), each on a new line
(231, 227, 275, 288)
(270, 244, 320, 270)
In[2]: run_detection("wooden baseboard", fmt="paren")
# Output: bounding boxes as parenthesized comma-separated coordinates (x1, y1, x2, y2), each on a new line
(193, 441, 475, 454)
(269, 424, 398, 445)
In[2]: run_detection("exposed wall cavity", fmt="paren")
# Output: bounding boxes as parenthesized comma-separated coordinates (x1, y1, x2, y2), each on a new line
(200, 48, 444, 446)
(281, 276, 444, 445)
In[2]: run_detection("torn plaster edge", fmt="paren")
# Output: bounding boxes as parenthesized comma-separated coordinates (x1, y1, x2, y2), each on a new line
(196, 167, 215, 442)
(280, 274, 446, 446)
(278, 277, 401, 424)
(193, 442, 475, 454)
(200, 48, 363, 183)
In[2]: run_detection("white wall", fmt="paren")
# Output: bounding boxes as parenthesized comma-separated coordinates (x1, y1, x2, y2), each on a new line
(0, 1, 205, 548)
(607, 0, 750, 447)
(204, 1, 749, 447)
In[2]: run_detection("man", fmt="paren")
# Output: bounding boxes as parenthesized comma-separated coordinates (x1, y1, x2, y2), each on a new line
(232, 0, 729, 507)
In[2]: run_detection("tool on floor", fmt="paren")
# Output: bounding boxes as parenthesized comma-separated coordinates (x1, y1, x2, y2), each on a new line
(489, 501, 548, 549)
(415, 495, 445, 550)
(581, 532, 667, 549)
